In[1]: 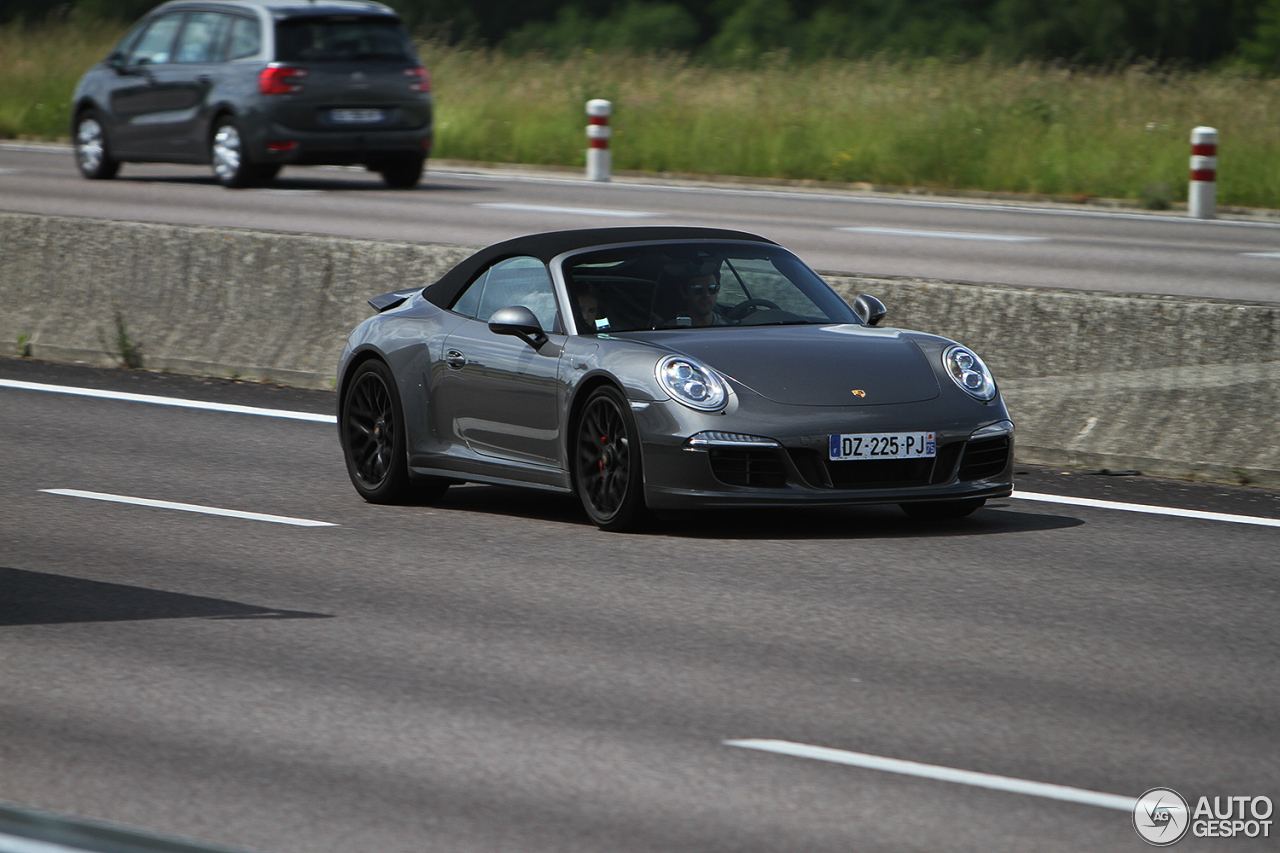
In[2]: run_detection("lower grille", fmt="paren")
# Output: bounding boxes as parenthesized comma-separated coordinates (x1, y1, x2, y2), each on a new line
(958, 436, 1011, 481)
(708, 448, 787, 488)
(825, 456, 932, 489)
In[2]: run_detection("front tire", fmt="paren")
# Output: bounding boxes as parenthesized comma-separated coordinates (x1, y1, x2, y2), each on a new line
(211, 118, 277, 188)
(900, 498, 986, 520)
(74, 110, 119, 180)
(574, 386, 650, 531)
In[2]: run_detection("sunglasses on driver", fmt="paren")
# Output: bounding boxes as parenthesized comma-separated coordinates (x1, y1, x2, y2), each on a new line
(684, 282, 720, 295)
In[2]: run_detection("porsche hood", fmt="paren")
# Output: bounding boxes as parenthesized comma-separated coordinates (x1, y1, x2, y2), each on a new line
(650, 325, 941, 406)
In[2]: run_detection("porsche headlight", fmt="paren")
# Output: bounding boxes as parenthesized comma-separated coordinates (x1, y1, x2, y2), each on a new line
(656, 356, 727, 411)
(943, 345, 997, 401)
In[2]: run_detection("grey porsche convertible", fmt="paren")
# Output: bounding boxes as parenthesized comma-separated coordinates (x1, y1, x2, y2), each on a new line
(337, 227, 1013, 530)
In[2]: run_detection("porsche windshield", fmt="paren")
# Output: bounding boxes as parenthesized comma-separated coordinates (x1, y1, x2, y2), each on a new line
(563, 242, 859, 333)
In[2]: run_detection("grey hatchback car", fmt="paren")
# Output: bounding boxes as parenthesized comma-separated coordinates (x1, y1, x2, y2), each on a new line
(70, 0, 433, 188)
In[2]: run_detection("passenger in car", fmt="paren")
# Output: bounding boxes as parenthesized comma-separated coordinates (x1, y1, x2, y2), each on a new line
(572, 281, 608, 331)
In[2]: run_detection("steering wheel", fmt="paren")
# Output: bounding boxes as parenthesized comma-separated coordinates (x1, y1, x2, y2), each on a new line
(727, 298, 781, 322)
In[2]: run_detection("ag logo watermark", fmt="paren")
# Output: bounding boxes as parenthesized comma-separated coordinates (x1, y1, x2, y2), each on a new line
(1133, 788, 1274, 845)
(1134, 788, 1190, 846)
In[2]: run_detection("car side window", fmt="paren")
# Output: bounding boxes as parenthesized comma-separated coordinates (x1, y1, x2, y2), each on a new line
(451, 257, 560, 332)
(173, 12, 232, 63)
(125, 13, 184, 66)
(479, 258, 560, 332)
(226, 16, 261, 60)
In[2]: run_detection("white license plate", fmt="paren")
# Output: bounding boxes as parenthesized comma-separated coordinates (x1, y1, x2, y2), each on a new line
(330, 109, 385, 124)
(829, 432, 936, 461)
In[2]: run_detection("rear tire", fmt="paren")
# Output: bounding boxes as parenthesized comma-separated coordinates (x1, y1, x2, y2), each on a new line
(900, 498, 986, 520)
(379, 154, 424, 189)
(574, 386, 650, 531)
(74, 110, 120, 180)
(211, 118, 276, 188)
(342, 360, 441, 504)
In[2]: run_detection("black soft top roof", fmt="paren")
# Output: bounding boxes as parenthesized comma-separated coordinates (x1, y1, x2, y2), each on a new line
(422, 227, 776, 309)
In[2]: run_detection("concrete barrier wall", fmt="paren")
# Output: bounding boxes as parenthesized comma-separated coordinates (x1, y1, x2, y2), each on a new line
(3, 211, 1278, 486)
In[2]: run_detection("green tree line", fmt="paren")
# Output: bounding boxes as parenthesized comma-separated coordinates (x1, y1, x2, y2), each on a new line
(8, 0, 1280, 69)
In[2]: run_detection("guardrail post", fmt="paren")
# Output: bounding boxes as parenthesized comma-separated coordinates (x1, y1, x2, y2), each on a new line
(1189, 126, 1217, 219)
(586, 99, 612, 182)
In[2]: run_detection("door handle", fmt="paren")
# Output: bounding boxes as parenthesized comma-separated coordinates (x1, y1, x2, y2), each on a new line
(445, 349, 466, 369)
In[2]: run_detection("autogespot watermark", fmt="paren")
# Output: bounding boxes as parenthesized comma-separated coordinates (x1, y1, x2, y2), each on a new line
(1133, 788, 1274, 845)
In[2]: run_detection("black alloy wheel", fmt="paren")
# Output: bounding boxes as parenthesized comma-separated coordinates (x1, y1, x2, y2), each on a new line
(74, 110, 120, 180)
(342, 360, 418, 503)
(899, 497, 986, 519)
(574, 386, 649, 531)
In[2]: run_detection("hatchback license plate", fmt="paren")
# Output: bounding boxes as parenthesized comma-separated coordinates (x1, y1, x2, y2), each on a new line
(829, 432, 936, 461)
(330, 109, 385, 124)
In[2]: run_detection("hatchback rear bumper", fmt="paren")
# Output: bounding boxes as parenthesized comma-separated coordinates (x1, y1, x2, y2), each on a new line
(253, 123, 431, 166)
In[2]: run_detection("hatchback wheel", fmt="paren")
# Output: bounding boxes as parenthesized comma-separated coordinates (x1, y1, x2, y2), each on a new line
(74, 110, 119, 180)
(574, 386, 650, 531)
(211, 119, 276, 188)
(379, 154, 424, 189)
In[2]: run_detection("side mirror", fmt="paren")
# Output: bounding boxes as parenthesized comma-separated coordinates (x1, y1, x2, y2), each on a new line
(489, 305, 548, 349)
(854, 294, 887, 327)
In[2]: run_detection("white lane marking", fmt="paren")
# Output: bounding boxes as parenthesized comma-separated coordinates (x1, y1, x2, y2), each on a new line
(476, 202, 656, 218)
(0, 835, 96, 853)
(1012, 490, 1280, 528)
(41, 489, 337, 527)
(839, 226, 1048, 243)
(0, 168, 22, 175)
(1243, 252, 1280, 258)
(0, 379, 337, 423)
(10, 380, 1279, 529)
(726, 739, 1137, 811)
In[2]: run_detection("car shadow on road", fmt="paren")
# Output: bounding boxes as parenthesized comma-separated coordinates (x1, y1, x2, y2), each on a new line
(116, 173, 489, 193)
(426, 486, 1084, 539)
(0, 567, 333, 626)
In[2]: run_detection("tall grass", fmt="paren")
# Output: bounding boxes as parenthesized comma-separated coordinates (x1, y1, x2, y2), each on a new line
(0, 19, 127, 139)
(4, 19, 1280, 208)
(427, 46, 1280, 208)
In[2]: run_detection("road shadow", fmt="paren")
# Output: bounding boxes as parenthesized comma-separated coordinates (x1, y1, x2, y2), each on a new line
(0, 567, 332, 627)
(116, 173, 488, 193)
(425, 485, 1084, 539)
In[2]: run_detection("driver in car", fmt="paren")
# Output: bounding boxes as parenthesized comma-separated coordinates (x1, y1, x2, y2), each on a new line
(678, 269, 726, 326)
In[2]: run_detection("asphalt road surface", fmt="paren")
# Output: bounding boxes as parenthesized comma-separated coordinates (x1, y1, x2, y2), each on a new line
(2, 142, 1279, 303)
(2, 356, 1277, 852)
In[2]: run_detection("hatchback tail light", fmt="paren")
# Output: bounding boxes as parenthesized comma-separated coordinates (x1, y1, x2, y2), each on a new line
(259, 64, 308, 95)
(404, 66, 431, 93)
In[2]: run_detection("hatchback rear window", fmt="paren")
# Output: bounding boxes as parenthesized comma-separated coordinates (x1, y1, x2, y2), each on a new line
(274, 17, 415, 63)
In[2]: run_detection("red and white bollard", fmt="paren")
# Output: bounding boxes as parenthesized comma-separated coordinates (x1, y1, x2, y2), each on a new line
(586, 99, 612, 182)
(1189, 126, 1217, 219)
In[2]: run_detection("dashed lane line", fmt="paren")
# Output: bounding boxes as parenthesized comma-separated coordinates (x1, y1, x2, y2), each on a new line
(476, 202, 656, 218)
(839, 226, 1048, 243)
(726, 739, 1137, 811)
